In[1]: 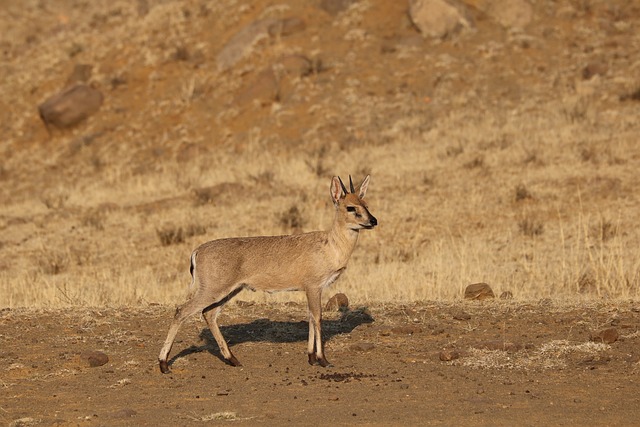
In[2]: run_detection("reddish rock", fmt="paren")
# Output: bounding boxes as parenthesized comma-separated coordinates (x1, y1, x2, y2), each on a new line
(590, 328, 619, 344)
(390, 325, 423, 335)
(38, 83, 103, 130)
(464, 283, 495, 300)
(325, 293, 349, 311)
(81, 350, 109, 367)
(350, 342, 375, 352)
(500, 291, 514, 300)
(409, 0, 471, 39)
(439, 349, 460, 361)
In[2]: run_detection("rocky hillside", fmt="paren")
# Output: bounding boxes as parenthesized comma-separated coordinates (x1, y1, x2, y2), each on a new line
(1, 0, 639, 305)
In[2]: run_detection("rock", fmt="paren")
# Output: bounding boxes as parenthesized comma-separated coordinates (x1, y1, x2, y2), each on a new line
(468, 0, 533, 29)
(439, 349, 460, 361)
(452, 310, 471, 321)
(492, 0, 533, 29)
(409, 0, 471, 39)
(268, 18, 306, 37)
(80, 350, 109, 367)
(390, 325, 423, 335)
(590, 328, 619, 344)
(350, 342, 375, 352)
(325, 293, 349, 311)
(278, 55, 313, 78)
(109, 408, 137, 419)
(464, 283, 495, 300)
(65, 63, 93, 86)
(234, 69, 279, 106)
(500, 290, 513, 300)
(38, 83, 103, 130)
(319, 0, 358, 16)
(216, 17, 306, 71)
(582, 61, 608, 80)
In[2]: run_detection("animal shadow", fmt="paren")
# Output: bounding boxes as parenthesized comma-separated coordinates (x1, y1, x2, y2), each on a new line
(169, 307, 374, 366)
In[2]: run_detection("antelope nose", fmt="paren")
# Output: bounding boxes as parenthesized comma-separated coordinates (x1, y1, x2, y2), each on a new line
(369, 215, 378, 227)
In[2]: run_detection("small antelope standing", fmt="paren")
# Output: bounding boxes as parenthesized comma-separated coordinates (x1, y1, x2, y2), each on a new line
(158, 175, 377, 373)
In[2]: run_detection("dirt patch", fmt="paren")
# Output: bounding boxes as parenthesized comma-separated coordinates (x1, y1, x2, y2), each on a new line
(1, 302, 640, 425)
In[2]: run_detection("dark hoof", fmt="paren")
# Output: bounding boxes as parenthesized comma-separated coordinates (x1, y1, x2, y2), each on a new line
(226, 355, 242, 367)
(159, 360, 170, 374)
(308, 353, 318, 365)
(317, 357, 332, 368)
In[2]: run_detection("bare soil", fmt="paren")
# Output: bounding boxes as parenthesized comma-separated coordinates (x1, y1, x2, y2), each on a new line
(2, 301, 640, 425)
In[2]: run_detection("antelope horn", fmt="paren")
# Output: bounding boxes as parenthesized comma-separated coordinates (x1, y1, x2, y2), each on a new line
(349, 175, 355, 194)
(337, 176, 348, 195)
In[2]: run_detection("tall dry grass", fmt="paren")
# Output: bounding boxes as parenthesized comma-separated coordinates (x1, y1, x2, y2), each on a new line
(1, 101, 638, 308)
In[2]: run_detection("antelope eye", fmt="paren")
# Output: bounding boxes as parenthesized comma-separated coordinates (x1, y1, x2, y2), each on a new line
(346, 206, 357, 213)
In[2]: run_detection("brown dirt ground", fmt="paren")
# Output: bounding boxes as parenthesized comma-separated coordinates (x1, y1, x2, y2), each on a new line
(2, 301, 640, 426)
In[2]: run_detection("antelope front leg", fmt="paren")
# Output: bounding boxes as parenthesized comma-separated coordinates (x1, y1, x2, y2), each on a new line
(306, 288, 331, 367)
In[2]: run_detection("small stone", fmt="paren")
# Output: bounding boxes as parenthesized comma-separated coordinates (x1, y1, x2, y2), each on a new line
(452, 311, 471, 321)
(38, 83, 103, 130)
(464, 283, 495, 300)
(109, 408, 137, 419)
(439, 349, 460, 361)
(268, 18, 306, 37)
(65, 63, 93, 86)
(325, 293, 349, 311)
(234, 69, 279, 106)
(590, 327, 618, 344)
(279, 55, 313, 78)
(409, 0, 472, 39)
(81, 350, 109, 367)
(350, 342, 375, 352)
(487, 0, 533, 29)
(390, 325, 423, 335)
(582, 62, 608, 80)
(319, 0, 357, 16)
(500, 291, 513, 300)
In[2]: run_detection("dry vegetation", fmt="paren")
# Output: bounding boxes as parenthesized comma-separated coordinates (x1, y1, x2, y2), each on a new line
(1, 0, 639, 308)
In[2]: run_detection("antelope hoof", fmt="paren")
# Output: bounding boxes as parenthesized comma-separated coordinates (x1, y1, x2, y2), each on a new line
(159, 360, 171, 374)
(317, 356, 332, 368)
(226, 355, 242, 367)
(308, 353, 318, 365)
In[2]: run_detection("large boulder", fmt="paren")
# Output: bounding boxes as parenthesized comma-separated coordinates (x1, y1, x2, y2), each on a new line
(409, 0, 472, 39)
(38, 83, 103, 131)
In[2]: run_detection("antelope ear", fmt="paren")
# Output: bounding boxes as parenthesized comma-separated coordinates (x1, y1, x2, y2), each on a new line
(358, 175, 371, 199)
(330, 176, 343, 206)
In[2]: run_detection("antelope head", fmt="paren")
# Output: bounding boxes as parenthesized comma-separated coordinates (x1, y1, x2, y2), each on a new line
(330, 175, 377, 230)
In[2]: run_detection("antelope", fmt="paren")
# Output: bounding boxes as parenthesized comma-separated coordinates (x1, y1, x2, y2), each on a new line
(158, 175, 377, 373)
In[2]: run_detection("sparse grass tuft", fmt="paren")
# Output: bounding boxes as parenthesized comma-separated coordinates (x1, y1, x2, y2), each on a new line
(37, 251, 70, 275)
(518, 214, 544, 237)
(515, 184, 533, 202)
(157, 224, 207, 246)
(280, 205, 305, 230)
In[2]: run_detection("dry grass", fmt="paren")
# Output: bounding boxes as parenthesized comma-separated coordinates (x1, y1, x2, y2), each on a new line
(458, 340, 612, 370)
(0, 0, 639, 308)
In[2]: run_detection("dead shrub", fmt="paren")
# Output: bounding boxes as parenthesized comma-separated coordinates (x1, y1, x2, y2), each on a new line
(577, 271, 597, 294)
(515, 184, 533, 202)
(518, 215, 543, 237)
(38, 251, 69, 275)
(157, 224, 206, 246)
(464, 156, 484, 169)
(280, 205, 305, 230)
(81, 208, 106, 230)
(591, 218, 617, 242)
